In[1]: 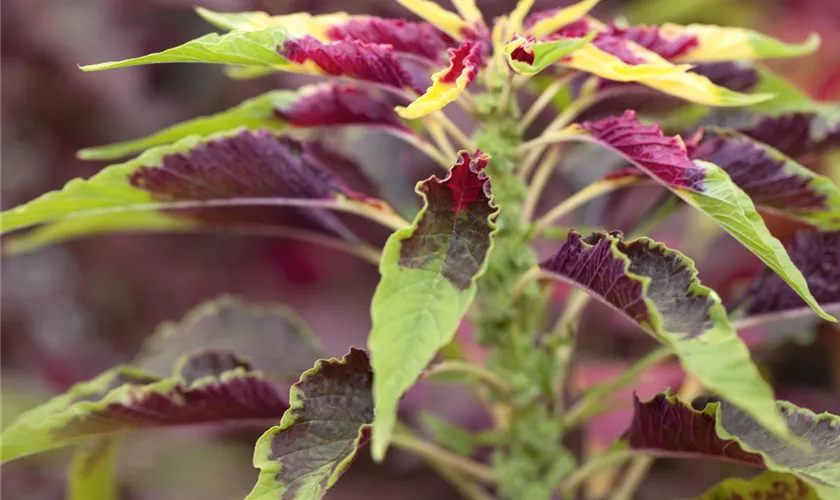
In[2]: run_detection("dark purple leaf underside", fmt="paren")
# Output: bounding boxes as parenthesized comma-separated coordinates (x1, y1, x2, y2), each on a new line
(624, 393, 765, 466)
(691, 133, 827, 211)
(541, 231, 712, 336)
(129, 131, 363, 237)
(581, 110, 708, 191)
(398, 151, 496, 290)
(327, 18, 454, 62)
(745, 230, 840, 315)
(280, 36, 422, 93)
(275, 83, 410, 132)
(58, 352, 288, 439)
(740, 112, 840, 158)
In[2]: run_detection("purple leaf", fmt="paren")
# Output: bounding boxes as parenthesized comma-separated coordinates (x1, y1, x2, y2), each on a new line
(280, 36, 421, 93)
(690, 130, 840, 228)
(744, 230, 840, 316)
(326, 17, 454, 62)
(692, 471, 819, 500)
(739, 111, 840, 158)
(624, 392, 840, 495)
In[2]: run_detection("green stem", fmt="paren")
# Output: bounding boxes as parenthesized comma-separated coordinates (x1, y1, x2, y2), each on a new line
(532, 176, 644, 233)
(521, 146, 561, 222)
(390, 430, 497, 485)
(563, 346, 674, 428)
(558, 450, 636, 496)
(425, 360, 513, 397)
(519, 73, 575, 133)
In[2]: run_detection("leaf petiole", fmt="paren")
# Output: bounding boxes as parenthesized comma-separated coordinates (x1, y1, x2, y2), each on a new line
(390, 429, 497, 485)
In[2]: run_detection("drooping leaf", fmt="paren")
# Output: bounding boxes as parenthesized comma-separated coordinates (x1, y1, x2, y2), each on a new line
(692, 471, 820, 500)
(0, 351, 289, 462)
(396, 40, 484, 119)
(504, 33, 596, 76)
(78, 84, 410, 162)
(324, 16, 455, 61)
(624, 392, 840, 498)
(81, 28, 293, 71)
(541, 231, 788, 439)
(367, 151, 499, 460)
(67, 437, 120, 500)
(1, 130, 396, 252)
(134, 295, 324, 383)
(743, 230, 840, 318)
(690, 129, 840, 229)
(247, 348, 373, 500)
(564, 111, 835, 321)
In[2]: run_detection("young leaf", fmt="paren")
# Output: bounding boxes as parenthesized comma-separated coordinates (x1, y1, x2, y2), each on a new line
(134, 295, 324, 383)
(743, 231, 840, 318)
(540, 231, 789, 440)
(0, 351, 289, 462)
(564, 111, 835, 321)
(692, 471, 820, 500)
(2, 130, 397, 252)
(247, 348, 373, 500)
(504, 33, 596, 76)
(624, 392, 840, 498)
(81, 28, 293, 71)
(367, 151, 499, 460)
(396, 40, 484, 119)
(67, 438, 120, 500)
(691, 130, 840, 230)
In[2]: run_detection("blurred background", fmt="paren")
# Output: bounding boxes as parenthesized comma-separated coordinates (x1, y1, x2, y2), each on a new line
(2, 0, 839, 498)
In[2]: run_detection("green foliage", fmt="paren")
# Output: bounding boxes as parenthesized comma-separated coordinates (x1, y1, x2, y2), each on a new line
(693, 472, 819, 500)
(81, 27, 291, 71)
(67, 438, 120, 500)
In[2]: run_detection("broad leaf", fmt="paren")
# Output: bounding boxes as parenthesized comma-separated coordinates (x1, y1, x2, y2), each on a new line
(739, 109, 840, 159)
(624, 392, 840, 498)
(367, 151, 499, 460)
(81, 28, 293, 71)
(67, 437, 120, 500)
(693, 471, 820, 500)
(1, 130, 396, 252)
(504, 33, 596, 76)
(564, 111, 835, 321)
(1, 351, 289, 462)
(743, 230, 840, 318)
(691, 130, 840, 229)
(77, 84, 411, 162)
(134, 295, 324, 383)
(248, 348, 373, 500)
(541, 231, 788, 439)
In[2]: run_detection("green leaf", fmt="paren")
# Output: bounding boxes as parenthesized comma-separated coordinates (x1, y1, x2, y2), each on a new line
(247, 348, 373, 500)
(67, 438, 120, 500)
(80, 27, 292, 71)
(419, 412, 475, 456)
(568, 111, 835, 321)
(367, 151, 499, 461)
(692, 471, 820, 500)
(504, 34, 596, 76)
(682, 161, 834, 320)
(625, 392, 840, 499)
(134, 295, 324, 383)
(541, 231, 789, 440)
(78, 91, 296, 161)
(749, 66, 818, 116)
(2, 130, 395, 252)
(0, 351, 289, 462)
